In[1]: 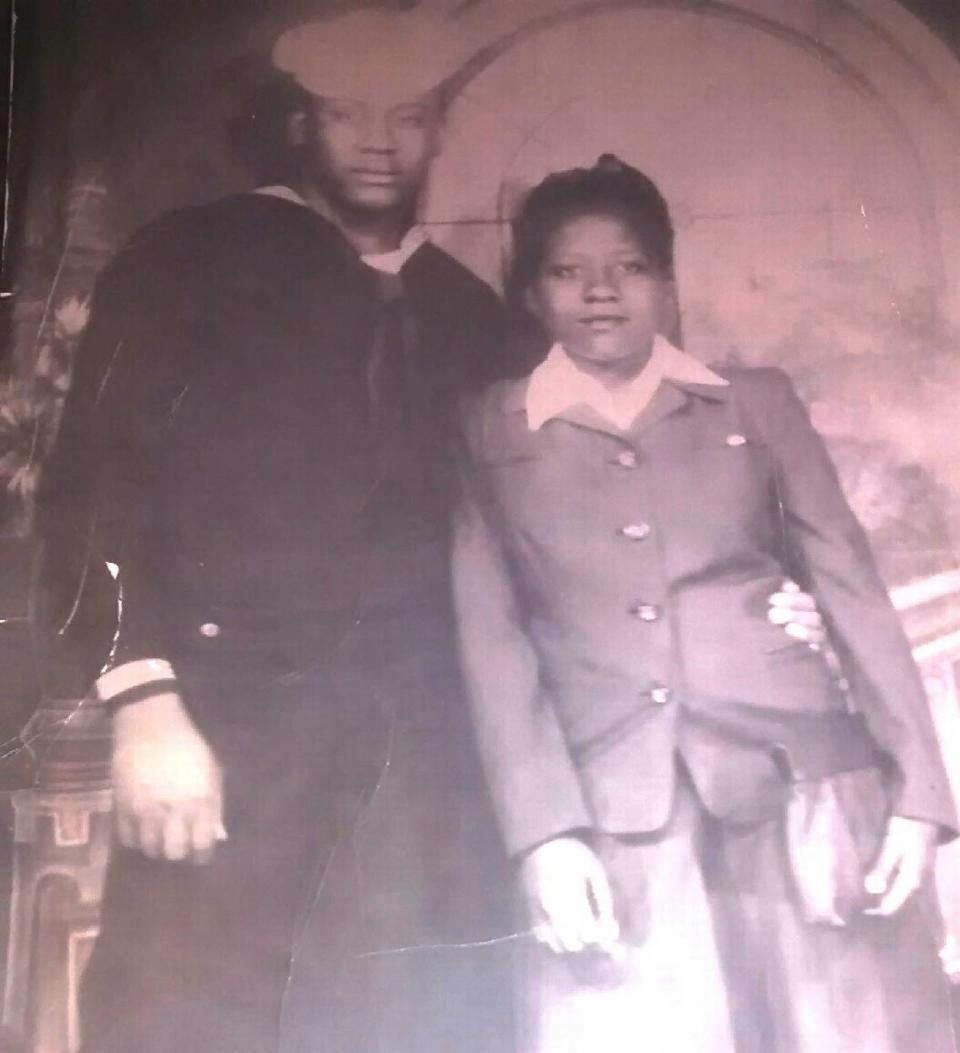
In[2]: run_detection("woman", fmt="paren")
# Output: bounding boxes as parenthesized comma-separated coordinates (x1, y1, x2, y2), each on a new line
(451, 156, 955, 1052)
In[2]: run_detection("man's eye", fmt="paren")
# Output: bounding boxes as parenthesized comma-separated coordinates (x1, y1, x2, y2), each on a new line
(325, 107, 355, 124)
(546, 265, 579, 279)
(396, 113, 425, 129)
(619, 260, 649, 275)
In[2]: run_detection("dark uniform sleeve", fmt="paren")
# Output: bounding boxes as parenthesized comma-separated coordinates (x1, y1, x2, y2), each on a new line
(459, 277, 513, 387)
(35, 221, 196, 698)
(758, 368, 956, 835)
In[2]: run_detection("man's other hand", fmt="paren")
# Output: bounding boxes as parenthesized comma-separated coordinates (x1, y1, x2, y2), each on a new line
(768, 579, 826, 649)
(112, 692, 226, 864)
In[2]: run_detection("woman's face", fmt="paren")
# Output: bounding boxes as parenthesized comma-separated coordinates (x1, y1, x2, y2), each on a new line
(524, 213, 673, 381)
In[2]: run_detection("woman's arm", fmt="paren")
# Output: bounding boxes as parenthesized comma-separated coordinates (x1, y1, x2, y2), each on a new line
(758, 369, 953, 908)
(760, 369, 953, 828)
(450, 443, 592, 859)
(452, 439, 622, 949)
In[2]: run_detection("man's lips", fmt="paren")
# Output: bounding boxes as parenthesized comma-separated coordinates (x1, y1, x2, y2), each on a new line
(351, 169, 401, 184)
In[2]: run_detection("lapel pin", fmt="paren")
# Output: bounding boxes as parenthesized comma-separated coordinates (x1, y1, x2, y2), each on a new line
(725, 433, 747, 446)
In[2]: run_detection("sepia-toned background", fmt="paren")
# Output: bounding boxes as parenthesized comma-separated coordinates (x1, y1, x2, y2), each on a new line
(1, 2, 960, 1049)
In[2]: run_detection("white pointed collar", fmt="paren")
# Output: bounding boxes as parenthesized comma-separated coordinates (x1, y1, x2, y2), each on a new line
(525, 334, 728, 433)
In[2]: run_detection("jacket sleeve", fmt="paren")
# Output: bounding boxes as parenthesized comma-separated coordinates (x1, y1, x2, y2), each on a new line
(451, 425, 592, 858)
(759, 368, 956, 834)
(35, 222, 193, 697)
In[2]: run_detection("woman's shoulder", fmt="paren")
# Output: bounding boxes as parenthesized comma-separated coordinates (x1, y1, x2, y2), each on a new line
(708, 363, 803, 415)
(708, 362, 795, 392)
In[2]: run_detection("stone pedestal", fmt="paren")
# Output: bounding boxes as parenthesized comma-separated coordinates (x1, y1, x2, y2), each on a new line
(2, 697, 112, 1053)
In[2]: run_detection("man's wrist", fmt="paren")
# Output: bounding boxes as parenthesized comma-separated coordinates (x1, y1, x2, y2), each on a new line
(96, 658, 179, 716)
(111, 691, 193, 736)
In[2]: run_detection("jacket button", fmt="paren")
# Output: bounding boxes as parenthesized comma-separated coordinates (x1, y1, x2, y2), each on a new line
(630, 603, 661, 622)
(619, 523, 651, 541)
(650, 685, 671, 705)
(199, 622, 221, 638)
(613, 450, 638, 469)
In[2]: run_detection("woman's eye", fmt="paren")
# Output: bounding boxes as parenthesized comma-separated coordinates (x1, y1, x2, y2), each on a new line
(396, 113, 425, 129)
(619, 260, 649, 276)
(546, 264, 579, 279)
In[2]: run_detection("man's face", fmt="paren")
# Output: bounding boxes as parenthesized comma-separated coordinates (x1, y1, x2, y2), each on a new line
(302, 94, 444, 213)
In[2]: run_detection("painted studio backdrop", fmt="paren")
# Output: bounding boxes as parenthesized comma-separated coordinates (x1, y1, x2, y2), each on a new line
(1, 1, 960, 1051)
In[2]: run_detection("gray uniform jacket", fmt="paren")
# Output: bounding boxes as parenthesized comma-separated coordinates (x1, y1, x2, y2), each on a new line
(452, 365, 956, 857)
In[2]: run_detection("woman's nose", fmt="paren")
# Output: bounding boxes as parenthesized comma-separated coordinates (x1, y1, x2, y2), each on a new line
(583, 269, 620, 301)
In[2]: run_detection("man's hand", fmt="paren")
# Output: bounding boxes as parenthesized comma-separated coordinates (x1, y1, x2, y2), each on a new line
(768, 579, 826, 648)
(520, 836, 620, 956)
(112, 692, 226, 865)
(863, 816, 939, 916)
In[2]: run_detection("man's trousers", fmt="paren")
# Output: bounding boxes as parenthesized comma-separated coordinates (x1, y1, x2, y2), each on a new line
(78, 606, 514, 1053)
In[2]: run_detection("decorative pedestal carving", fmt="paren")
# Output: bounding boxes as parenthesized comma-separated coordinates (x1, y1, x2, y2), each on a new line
(2, 698, 112, 1053)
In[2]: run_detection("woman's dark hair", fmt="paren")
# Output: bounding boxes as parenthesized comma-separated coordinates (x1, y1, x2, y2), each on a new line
(505, 155, 675, 360)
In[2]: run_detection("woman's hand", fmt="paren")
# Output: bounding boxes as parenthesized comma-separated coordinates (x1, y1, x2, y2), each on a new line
(520, 836, 620, 955)
(864, 815, 939, 916)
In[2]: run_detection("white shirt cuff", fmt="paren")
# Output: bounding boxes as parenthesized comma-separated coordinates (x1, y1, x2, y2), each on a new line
(96, 658, 177, 703)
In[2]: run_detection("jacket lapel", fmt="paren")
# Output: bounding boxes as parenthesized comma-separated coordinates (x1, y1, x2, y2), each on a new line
(627, 377, 732, 438)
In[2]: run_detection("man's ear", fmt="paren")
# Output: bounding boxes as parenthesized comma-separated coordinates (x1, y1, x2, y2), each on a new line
(286, 109, 309, 148)
(428, 118, 446, 160)
(425, 92, 447, 159)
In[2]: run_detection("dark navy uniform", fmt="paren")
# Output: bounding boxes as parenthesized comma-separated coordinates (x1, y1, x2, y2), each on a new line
(36, 192, 514, 1053)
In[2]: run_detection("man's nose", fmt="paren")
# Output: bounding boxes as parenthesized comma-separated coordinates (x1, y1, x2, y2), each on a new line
(359, 115, 395, 152)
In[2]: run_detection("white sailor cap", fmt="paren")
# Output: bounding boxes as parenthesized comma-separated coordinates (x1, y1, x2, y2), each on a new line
(272, 10, 469, 106)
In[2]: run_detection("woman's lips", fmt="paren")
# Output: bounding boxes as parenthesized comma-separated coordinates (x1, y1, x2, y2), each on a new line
(581, 315, 627, 331)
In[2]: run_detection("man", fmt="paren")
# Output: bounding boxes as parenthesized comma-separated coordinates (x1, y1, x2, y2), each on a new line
(35, 9, 824, 1052)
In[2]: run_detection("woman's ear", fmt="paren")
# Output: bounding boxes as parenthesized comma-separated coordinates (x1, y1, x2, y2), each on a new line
(657, 277, 681, 344)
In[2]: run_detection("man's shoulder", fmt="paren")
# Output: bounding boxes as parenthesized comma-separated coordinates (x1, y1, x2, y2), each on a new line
(107, 197, 249, 278)
(406, 242, 500, 310)
(116, 193, 347, 272)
